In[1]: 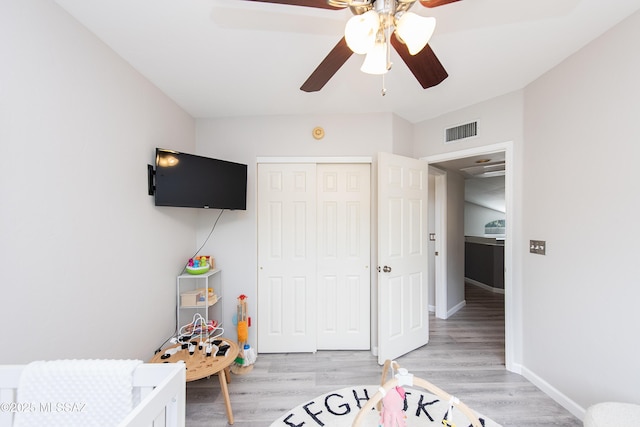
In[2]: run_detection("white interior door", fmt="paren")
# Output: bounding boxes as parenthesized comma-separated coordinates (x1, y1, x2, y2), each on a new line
(316, 164, 370, 350)
(257, 163, 317, 353)
(377, 152, 430, 364)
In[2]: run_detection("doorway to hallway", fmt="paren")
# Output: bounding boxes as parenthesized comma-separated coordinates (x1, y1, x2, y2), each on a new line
(424, 141, 514, 371)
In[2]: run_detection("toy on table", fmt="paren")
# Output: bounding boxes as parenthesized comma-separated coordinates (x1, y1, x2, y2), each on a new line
(176, 313, 223, 348)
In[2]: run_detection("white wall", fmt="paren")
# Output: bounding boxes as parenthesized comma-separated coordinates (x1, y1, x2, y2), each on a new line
(0, 0, 196, 363)
(445, 172, 466, 313)
(194, 113, 404, 350)
(465, 202, 506, 237)
(521, 10, 640, 412)
(415, 9, 640, 417)
(392, 114, 414, 157)
(413, 91, 525, 158)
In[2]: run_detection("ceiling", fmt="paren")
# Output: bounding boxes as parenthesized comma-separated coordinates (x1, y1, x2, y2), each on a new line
(432, 152, 506, 212)
(53, 0, 640, 124)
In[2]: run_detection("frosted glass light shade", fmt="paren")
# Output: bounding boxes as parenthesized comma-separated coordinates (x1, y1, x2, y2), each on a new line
(360, 42, 388, 75)
(395, 12, 436, 55)
(345, 10, 379, 54)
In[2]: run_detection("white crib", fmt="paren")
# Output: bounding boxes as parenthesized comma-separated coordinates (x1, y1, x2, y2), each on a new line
(0, 362, 185, 427)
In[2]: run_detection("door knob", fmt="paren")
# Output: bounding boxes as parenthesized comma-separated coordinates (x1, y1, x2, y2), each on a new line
(382, 265, 392, 273)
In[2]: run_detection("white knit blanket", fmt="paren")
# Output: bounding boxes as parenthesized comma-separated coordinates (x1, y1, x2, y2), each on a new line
(14, 359, 142, 427)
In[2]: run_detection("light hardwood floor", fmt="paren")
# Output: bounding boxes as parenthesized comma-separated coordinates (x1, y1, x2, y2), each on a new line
(185, 284, 582, 426)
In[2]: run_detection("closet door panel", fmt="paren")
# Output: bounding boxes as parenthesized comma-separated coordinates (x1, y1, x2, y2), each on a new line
(258, 164, 317, 353)
(317, 163, 371, 350)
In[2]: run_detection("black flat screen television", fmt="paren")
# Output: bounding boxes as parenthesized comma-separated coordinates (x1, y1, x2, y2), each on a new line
(152, 148, 247, 210)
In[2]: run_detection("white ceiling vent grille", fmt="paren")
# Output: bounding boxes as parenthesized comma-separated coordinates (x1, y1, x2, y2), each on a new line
(444, 121, 478, 143)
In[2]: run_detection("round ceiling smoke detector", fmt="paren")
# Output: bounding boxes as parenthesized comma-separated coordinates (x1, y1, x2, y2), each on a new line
(312, 126, 325, 140)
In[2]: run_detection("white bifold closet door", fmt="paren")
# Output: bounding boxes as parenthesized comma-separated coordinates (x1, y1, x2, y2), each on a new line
(257, 163, 370, 353)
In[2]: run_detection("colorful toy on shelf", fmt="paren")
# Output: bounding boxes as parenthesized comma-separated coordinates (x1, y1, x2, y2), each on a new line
(186, 255, 210, 275)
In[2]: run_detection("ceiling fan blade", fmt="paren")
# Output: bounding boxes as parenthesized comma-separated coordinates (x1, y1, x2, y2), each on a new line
(301, 37, 353, 92)
(390, 33, 448, 89)
(419, 0, 461, 8)
(244, 0, 345, 10)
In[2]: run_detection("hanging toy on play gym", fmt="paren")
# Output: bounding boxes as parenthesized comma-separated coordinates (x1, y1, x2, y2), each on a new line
(231, 294, 256, 374)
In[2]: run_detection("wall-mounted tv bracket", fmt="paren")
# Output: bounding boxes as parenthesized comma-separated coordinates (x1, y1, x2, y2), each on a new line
(147, 164, 155, 196)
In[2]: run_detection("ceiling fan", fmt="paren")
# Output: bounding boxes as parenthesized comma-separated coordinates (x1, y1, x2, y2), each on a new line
(246, 0, 461, 92)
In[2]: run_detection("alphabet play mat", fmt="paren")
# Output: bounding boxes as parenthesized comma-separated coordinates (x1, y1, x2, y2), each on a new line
(270, 384, 502, 427)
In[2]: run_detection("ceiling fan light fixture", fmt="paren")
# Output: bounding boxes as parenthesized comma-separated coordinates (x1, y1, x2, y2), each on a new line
(395, 12, 436, 55)
(345, 10, 380, 54)
(360, 40, 389, 75)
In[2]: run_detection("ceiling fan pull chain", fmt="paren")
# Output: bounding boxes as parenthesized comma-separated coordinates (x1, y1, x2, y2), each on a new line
(381, 19, 392, 96)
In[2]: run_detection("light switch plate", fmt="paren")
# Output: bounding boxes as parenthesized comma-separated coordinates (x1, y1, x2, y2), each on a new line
(530, 240, 546, 255)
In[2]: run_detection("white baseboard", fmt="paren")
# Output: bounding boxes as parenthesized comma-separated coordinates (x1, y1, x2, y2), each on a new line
(447, 299, 466, 318)
(508, 362, 523, 375)
(465, 277, 505, 294)
(520, 365, 586, 421)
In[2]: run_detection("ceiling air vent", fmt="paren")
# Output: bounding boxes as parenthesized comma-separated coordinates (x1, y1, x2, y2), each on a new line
(444, 121, 478, 143)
